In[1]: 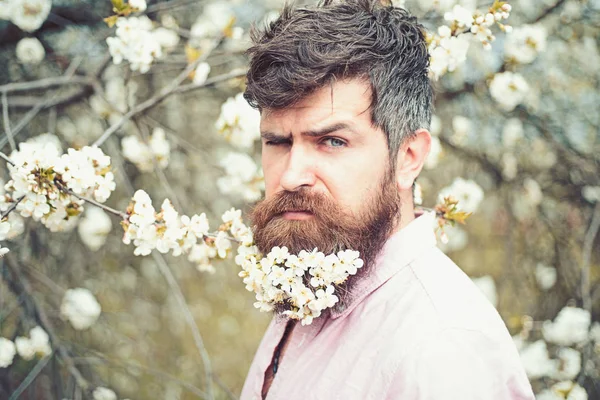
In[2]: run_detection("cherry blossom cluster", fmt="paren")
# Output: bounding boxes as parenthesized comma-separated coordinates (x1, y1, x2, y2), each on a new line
(236, 243, 364, 326)
(122, 190, 229, 272)
(106, 14, 179, 73)
(427, 2, 512, 80)
(122, 127, 171, 172)
(0, 326, 52, 368)
(2, 134, 116, 234)
(515, 306, 598, 399)
(215, 93, 262, 149)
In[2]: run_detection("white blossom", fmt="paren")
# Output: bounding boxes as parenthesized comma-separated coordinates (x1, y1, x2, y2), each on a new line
(438, 177, 484, 213)
(215, 93, 261, 149)
(504, 24, 547, 64)
(193, 62, 211, 85)
(0, 0, 14, 20)
(217, 152, 264, 202)
(60, 288, 102, 330)
(502, 118, 524, 148)
(93, 387, 117, 400)
(543, 307, 591, 346)
(428, 35, 470, 80)
(0, 338, 16, 368)
(15, 37, 45, 64)
(153, 27, 180, 50)
(15, 326, 52, 360)
(10, 0, 51, 32)
(551, 348, 581, 380)
(489, 72, 529, 111)
(106, 16, 163, 73)
(122, 127, 170, 172)
(237, 244, 364, 325)
(537, 381, 588, 400)
(190, 2, 235, 39)
(129, 0, 147, 12)
(444, 5, 474, 29)
(582, 186, 600, 203)
(450, 115, 471, 145)
(535, 263, 557, 291)
(501, 153, 518, 181)
(518, 340, 557, 379)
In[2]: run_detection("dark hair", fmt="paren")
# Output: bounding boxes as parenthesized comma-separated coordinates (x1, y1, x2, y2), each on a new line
(244, 0, 433, 161)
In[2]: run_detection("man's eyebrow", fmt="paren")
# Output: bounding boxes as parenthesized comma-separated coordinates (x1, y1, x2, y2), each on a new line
(260, 122, 358, 141)
(260, 131, 291, 141)
(302, 122, 358, 137)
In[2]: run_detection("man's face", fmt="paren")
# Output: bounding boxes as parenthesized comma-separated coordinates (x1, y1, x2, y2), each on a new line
(250, 79, 400, 269)
(260, 79, 392, 218)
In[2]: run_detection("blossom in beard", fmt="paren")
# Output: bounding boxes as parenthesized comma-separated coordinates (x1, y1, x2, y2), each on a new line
(60, 288, 102, 330)
(16, 37, 45, 64)
(236, 241, 364, 325)
(0, 338, 16, 368)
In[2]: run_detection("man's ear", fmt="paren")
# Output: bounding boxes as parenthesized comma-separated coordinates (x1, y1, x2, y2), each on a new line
(394, 129, 431, 191)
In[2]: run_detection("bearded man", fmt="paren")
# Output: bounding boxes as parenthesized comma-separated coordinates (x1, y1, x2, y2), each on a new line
(240, 1, 534, 399)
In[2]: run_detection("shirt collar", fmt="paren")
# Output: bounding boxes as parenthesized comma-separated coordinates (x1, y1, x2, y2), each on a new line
(329, 211, 438, 320)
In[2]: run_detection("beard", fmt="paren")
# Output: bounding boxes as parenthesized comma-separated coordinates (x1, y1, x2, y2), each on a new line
(249, 172, 401, 310)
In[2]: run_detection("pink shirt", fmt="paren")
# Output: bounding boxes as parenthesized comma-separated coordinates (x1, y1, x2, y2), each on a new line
(240, 213, 534, 400)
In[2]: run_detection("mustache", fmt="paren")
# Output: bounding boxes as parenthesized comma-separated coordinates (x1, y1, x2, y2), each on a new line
(252, 189, 338, 222)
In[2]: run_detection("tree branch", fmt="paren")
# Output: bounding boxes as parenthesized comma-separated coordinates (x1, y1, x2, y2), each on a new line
(4, 255, 90, 392)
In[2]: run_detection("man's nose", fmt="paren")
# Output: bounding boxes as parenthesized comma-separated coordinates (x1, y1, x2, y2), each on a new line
(279, 146, 316, 192)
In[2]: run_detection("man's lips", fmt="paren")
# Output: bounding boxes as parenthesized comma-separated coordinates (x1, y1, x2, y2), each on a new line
(280, 210, 314, 220)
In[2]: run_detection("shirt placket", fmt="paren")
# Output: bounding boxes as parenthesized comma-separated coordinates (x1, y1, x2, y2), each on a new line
(266, 317, 326, 400)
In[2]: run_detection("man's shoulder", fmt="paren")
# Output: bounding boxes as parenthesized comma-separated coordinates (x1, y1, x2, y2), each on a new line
(351, 246, 514, 348)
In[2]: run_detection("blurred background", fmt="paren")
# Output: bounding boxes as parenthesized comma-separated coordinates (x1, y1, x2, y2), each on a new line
(0, 0, 598, 399)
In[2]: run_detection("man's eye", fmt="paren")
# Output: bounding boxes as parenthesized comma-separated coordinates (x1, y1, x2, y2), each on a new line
(322, 137, 346, 147)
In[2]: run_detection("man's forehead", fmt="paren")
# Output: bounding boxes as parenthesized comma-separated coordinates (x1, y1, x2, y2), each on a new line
(260, 80, 373, 131)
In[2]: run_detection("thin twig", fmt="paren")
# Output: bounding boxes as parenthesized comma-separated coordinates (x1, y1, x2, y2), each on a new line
(0, 150, 15, 166)
(0, 196, 24, 220)
(72, 353, 208, 399)
(53, 180, 128, 220)
(4, 256, 89, 391)
(581, 202, 600, 314)
(152, 252, 214, 400)
(93, 61, 239, 147)
(578, 201, 600, 387)
(1, 91, 15, 151)
(9, 355, 52, 400)
(0, 76, 96, 94)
